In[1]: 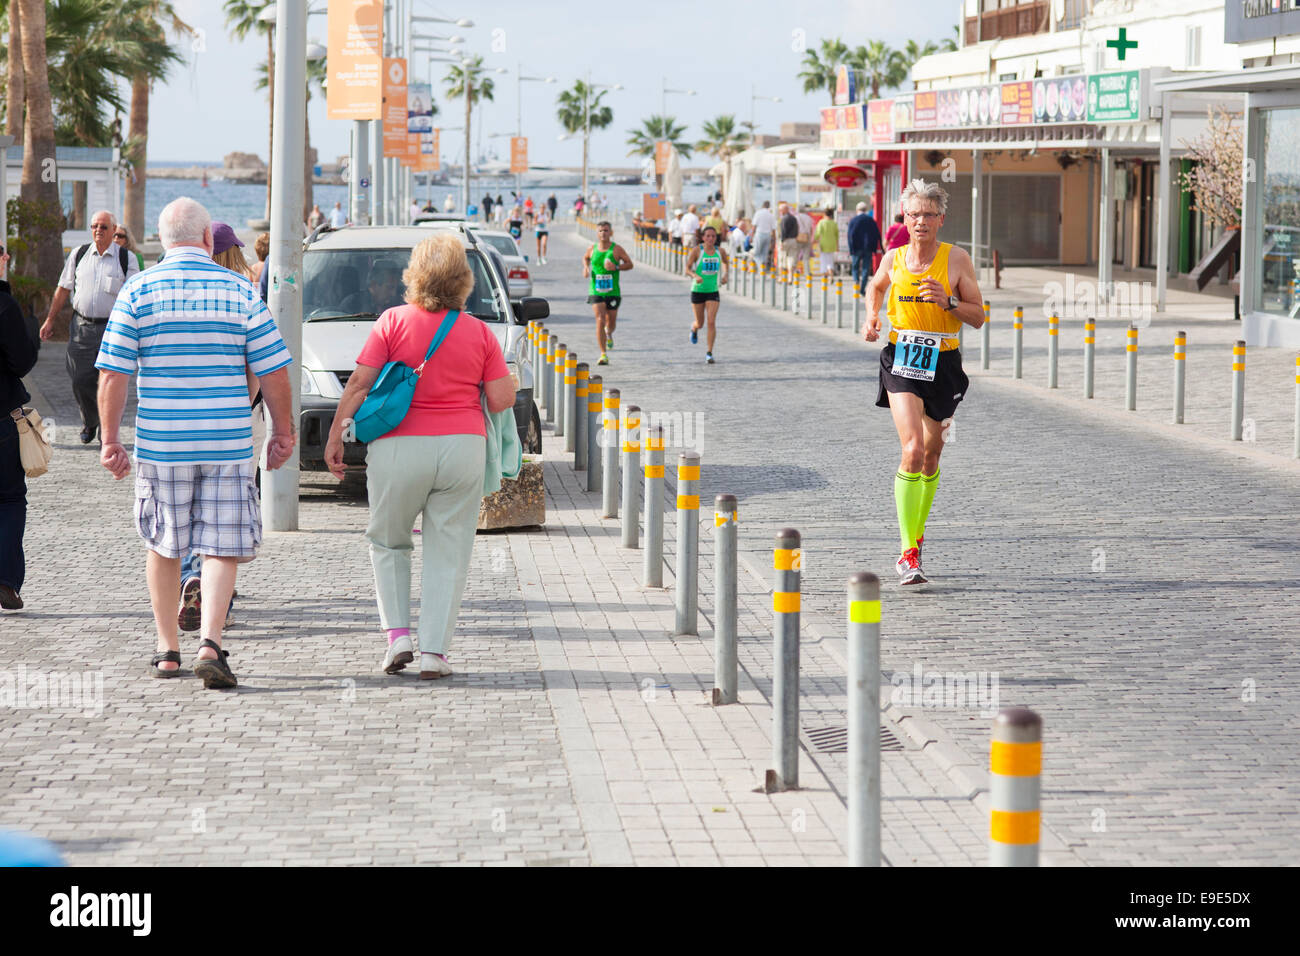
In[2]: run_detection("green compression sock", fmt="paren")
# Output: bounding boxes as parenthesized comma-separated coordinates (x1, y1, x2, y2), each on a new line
(917, 469, 940, 542)
(894, 470, 923, 552)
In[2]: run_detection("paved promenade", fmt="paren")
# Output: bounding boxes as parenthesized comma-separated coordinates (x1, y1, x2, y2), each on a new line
(2, 227, 1295, 866)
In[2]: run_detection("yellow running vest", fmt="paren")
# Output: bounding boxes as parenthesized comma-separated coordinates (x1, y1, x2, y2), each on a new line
(887, 242, 961, 350)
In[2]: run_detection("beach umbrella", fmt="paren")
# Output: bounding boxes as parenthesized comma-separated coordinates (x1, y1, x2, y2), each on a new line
(664, 147, 684, 217)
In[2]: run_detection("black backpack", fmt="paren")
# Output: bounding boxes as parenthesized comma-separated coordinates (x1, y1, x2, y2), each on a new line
(73, 242, 131, 282)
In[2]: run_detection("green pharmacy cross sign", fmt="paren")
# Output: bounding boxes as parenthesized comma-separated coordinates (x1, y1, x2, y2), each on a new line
(1107, 27, 1138, 62)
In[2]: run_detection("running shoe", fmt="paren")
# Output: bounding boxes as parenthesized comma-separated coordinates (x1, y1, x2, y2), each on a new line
(597, 353, 609, 365)
(705, 352, 715, 364)
(897, 536, 925, 576)
(898, 547, 927, 587)
(606, 335, 613, 349)
(690, 328, 698, 345)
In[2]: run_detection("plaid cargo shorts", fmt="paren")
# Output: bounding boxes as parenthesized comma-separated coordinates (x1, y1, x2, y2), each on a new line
(133, 462, 262, 561)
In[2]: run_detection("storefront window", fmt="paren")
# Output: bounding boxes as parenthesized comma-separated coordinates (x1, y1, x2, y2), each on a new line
(1257, 107, 1300, 318)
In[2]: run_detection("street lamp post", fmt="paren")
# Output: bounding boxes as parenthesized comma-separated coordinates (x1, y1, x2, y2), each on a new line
(578, 74, 621, 203)
(660, 78, 695, 189)
(750, 84, 782, 148)
(264, 0, 306, 531)
(514, 65, 556, 197)
(410, 13, 473, 212)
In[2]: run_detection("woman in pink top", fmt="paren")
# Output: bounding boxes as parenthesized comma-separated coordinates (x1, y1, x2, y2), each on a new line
(885, 213, 909, 251)
(325, 233, 516, 680)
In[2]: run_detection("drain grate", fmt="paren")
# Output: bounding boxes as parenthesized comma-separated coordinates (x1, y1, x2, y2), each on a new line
(804, 725, 904, 754)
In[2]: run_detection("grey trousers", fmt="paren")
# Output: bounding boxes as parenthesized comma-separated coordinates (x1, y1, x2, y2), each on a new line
(67, 314, 107, 433)
(365, 434, 485, 654)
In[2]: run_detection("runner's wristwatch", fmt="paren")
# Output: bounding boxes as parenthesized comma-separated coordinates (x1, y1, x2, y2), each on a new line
(944, 294, 959, 311)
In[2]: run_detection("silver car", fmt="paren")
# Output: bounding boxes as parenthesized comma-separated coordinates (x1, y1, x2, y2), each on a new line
(471, 229, 533, 299)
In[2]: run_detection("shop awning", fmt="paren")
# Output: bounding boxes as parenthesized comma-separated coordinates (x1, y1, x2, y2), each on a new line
(1153, 64, 1300, 95)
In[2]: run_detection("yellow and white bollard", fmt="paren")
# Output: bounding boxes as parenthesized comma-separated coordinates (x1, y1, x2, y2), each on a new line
(1173, 331, 1186, 425)
(989, 707, 1042, 867)
(1231, 339, 1246, 440)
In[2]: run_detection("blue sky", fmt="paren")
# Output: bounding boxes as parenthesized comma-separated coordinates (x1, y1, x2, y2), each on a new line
(147, 0, 960, 168)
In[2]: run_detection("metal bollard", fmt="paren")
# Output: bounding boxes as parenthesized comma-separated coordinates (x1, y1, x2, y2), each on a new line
(782, 270, 789, 312)
(585, 376, 602, 492)
(712, 494, 739, 707)
(621, 404, 641, 548)
(820, 275, 828, 324)
(1173, 332, 1186, 425)
(643, 426, 665, 587)
(674, 451, 700, 636)
(1231, 339, 1246, 440)
(1047, 312, 1059, 389)
(835, 279, 844, 328)
(553, 343, 567, 437)
(766, 528, 801, 793)
(853, 287, 862, 334)
(601, 387, 619, 518)
(1013, 305, 1024, 379)
(1084, 318, 1096, 399)
(573, 363, 589, 469)
(759, 264, 768, 305)
(535, 328, 547, 416)
(847, 572, 881, 867)
(1126, 324, 1138, 411)
(989, 707, 1042, 867)
(805, 274, 814, 320)
(981, 303, 991, 370)
(563, 351, 577, 452)
(544, 334, 557, 424)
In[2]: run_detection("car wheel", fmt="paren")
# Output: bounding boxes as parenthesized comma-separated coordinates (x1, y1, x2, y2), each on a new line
(527, 404, 542, 454)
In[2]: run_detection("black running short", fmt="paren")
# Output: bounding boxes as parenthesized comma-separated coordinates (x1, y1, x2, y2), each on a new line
(587, 295, 621, 311)
(876, 342, 970, 422)
(690, 291, 719, 304)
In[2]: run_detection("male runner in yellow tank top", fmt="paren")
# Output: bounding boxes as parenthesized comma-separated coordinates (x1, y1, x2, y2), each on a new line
(862, 179, 985, 587)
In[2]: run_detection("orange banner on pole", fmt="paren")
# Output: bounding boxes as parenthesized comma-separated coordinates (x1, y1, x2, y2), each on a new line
(326, 0, 383, 120)
(654, 140, 672, 175)
(382, 58, 409, 159)
(510, 136, 528, 175)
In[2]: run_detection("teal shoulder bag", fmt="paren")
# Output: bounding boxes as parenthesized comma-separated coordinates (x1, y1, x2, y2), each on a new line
(353, 310, 459, 444)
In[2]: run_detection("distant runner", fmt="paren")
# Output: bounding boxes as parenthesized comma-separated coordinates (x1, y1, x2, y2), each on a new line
(685, 225, 729, 365)
(862, 180, 984, 588)
(583, 220, 633, 366)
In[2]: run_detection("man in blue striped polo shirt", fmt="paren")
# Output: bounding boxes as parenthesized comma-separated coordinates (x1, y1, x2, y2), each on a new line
(95, 197, 295, 690)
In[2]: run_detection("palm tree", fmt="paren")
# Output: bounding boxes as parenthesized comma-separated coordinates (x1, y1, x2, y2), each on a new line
(626, 115, 692, 159)
(122, 0, 194, 242)
(798, 38, 850, 103)
(696, 114, 747, 214)
(902, 39, 939, 71)
(16, 0, 62, 284)
(556, 80, 613, 201)
(224, 0, 275, 221)
(5, 1, 23, 140)
(942, 25, 960, 53)
(851, 40, 908, 99)
(444, 55, 495, 203)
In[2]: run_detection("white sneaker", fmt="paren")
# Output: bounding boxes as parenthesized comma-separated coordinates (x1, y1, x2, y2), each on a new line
(382, 635, 414, 674)
(419, 652, 453, 680)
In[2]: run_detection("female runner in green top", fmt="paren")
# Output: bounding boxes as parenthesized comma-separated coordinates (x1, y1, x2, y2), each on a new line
(685, 225, 729, 364)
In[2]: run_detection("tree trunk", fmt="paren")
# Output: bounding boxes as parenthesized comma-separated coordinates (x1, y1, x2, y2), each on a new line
(265, 28, 275, 222)
(6, 1, 23, 140)
(124, 72, 150, 241)
(18, 0, 63, 286)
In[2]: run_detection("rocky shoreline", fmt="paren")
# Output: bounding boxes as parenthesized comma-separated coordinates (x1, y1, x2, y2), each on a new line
(146, 165, 345, 186)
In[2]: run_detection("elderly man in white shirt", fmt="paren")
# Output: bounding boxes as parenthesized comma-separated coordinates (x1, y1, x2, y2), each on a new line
(751, 200, 776, 269)
(679, 204, 701, 248)
(39, 209, 140, 444)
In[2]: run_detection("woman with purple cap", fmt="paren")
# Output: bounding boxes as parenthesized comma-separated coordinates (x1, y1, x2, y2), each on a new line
(211, 222, 254, 280)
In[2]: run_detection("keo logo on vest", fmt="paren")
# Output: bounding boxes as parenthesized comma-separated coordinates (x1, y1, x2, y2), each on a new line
(49, 886, 151, 936)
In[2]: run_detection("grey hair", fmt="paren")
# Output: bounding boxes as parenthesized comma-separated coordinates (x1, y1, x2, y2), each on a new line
(900, 178, 948, 217)
(158, 197, 212, 248)
(89, 209, 116, 224)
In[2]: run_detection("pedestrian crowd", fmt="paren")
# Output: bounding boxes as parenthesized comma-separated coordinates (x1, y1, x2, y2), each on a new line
(2, 197, 518, 692)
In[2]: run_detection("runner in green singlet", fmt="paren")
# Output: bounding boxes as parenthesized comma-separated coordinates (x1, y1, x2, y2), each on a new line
(684, 225, 729, 365)
(582, 220, 633, 365)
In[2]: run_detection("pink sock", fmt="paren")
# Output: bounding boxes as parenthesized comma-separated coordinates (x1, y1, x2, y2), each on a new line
(387, 628, 410, 645)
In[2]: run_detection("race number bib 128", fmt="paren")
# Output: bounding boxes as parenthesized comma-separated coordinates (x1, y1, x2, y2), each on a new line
(892, 330, 951, 381)
(594, 274, 614, 293)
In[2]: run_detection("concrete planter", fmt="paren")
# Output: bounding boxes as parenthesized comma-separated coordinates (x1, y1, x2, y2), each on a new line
(478, 460, 545, 530)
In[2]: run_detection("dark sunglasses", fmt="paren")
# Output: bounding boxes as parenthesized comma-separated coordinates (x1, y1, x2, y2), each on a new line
(113, 233, 127, 240)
